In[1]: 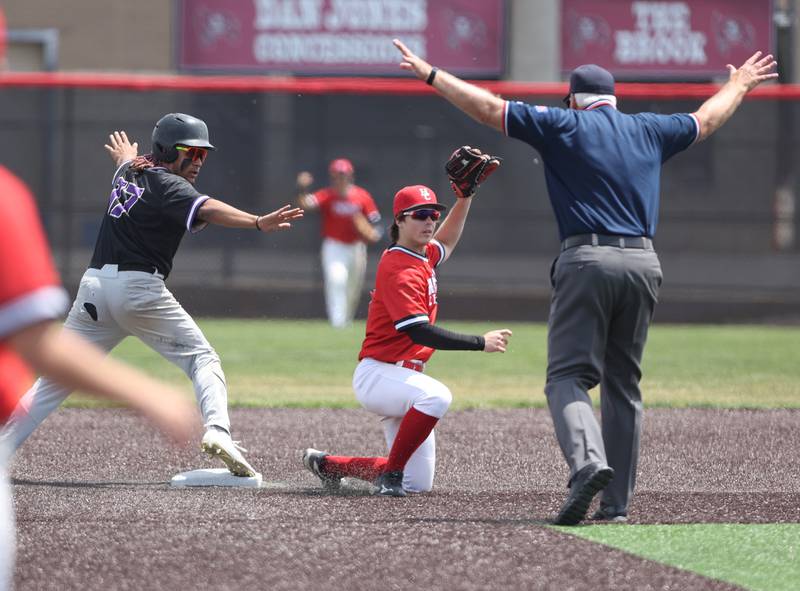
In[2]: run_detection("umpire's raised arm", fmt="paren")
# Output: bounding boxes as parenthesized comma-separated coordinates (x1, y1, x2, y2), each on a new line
(393, 39, 778, 142)
(692, 51, 778, 142)
(393, 39, 505, 132)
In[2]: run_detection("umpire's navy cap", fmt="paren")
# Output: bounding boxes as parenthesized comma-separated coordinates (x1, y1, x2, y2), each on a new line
(564, 64, 615, 104)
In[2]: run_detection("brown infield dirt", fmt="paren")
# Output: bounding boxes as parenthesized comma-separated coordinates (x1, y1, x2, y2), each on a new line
(10, 408, 800, 590)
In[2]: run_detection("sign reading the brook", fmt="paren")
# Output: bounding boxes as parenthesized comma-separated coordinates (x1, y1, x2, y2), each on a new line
(178, 0, 505, 76)
(561, 0, 772, 78)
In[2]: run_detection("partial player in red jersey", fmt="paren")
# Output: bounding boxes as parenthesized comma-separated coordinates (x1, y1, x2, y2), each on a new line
(0, 165, 197, 589)
(302, 179, 511, 496)
(296, 159, 382, 328)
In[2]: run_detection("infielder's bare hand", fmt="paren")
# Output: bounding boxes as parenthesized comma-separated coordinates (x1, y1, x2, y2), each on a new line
(728, 51, 778, 92)
(104, 131, 138, 167)
(256, 204, 304, 232)
(393, 38, 434, 81)
(483, 329, 512, 353)
(10, 322, 199, 446)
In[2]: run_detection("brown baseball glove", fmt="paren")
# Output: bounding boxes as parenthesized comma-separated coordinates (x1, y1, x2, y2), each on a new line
(444, 146, 502, 199)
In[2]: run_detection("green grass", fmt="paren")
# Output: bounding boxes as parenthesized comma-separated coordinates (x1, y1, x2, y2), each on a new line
(68, 319, 800, 409)
(565, 524, 800, 591)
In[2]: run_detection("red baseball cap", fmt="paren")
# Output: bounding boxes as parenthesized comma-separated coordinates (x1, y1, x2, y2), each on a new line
(328, 158, 354, 175)
(393, 185, 447, 218)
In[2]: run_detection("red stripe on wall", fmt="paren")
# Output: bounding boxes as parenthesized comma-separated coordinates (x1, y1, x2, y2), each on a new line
(0, 72, 798, 100)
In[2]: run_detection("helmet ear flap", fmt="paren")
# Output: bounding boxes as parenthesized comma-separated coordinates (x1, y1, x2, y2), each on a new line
(154, 142, 178, 163)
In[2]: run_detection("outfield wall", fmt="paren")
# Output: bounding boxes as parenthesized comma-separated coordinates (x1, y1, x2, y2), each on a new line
(1, 75, 798, 322)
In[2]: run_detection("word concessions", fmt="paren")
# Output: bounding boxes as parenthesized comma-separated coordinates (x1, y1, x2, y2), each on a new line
(253, 0, 428, 64)
(178, 0, 505, 76)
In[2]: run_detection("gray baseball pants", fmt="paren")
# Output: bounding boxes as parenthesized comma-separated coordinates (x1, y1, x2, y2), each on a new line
(545, 244, 662, 514)
(1, 265, 230, 452)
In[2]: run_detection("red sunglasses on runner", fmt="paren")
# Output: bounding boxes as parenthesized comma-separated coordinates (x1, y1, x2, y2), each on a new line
(175, 145, 209, 162)
(405, 209, 441, 221)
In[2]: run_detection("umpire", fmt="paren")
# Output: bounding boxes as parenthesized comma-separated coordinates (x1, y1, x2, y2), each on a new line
(393, 40, 777, 524)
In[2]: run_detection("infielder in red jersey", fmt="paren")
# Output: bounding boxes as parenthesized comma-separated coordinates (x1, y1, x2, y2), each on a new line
(296, 159, 382, 328)
(0, 165, 197, 589)
(303, 183, 511, 496)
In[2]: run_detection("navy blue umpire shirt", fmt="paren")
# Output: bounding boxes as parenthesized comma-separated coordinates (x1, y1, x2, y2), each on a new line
(504, 100, 699, 240)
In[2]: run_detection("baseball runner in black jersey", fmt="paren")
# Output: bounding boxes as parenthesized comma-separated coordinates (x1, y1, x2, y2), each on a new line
(0, 113, 303, 477)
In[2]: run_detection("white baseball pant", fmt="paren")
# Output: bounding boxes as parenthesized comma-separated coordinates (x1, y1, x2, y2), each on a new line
(321, 238, 367, 328)
(353, 357, 452, 492)
(0, 265, 230, 452)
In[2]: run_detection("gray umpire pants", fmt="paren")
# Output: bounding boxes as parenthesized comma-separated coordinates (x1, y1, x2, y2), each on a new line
(0, 265, 230, 452)
(545, 243, 662, 514)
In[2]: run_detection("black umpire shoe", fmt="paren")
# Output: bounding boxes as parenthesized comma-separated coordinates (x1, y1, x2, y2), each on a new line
(552, 462, 614, 526)
(374, 470, 406, 497)
(590, 506, 628, 523)
(302, 448, 341, 491)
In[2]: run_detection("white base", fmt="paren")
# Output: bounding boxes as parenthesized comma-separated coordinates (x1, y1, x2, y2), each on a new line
(170, 468, 263, 488)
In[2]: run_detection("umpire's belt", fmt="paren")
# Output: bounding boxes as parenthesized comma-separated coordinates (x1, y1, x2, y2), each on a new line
(396, 359, 425, 373)
(561, 233, 653, 252)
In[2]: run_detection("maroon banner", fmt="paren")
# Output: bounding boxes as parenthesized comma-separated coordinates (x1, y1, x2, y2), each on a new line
(178, 0, 505, 76)
(561, 0, 773, 78)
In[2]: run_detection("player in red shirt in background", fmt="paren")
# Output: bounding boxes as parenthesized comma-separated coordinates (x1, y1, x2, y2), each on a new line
(296, 159, 382, 328)
(302, 183, 512, 496)
(0, 165, 197, 589)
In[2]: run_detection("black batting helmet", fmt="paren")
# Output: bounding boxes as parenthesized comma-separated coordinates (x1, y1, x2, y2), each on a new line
(151, 113, 216, 163)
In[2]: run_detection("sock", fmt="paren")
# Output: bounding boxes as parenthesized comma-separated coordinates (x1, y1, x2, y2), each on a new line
(385, 407, 439, 473)
(323, 455, 388, 482)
